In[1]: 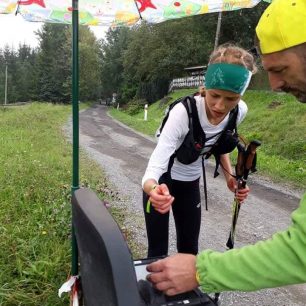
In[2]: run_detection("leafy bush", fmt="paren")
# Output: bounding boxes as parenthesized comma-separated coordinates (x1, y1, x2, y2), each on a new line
(137, 78, 170, 104)
(123, 98, 148, 115)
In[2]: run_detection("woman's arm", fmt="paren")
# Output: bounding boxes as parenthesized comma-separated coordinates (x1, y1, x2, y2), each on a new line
(142, 102, 188, 188)
(142, 103, 189, 213)
(220, 153, 233, 182)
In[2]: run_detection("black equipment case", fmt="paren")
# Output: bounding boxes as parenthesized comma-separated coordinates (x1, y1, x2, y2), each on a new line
(72, 188, 217, 306)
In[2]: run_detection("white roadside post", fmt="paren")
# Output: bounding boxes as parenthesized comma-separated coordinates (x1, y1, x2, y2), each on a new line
(112, 92, 118, 109)
(4, 63, 8, 105)
(144, 104, 148, 121)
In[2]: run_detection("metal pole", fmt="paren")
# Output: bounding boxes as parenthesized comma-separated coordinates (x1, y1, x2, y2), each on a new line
(214, 12, 222, 50)
(71, 0, 79, 277)
(4, 63, 8, 105)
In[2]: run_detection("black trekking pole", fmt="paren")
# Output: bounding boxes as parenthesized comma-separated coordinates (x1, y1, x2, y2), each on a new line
(214, 140, 261, 305)
(226, 139, 261, 249)
(213, 142, 246, 304)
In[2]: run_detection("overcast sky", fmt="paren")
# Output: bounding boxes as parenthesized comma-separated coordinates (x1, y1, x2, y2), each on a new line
(0, 14, 107, 49)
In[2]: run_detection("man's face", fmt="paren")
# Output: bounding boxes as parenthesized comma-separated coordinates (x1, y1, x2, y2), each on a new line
(261, 47, 306, 103)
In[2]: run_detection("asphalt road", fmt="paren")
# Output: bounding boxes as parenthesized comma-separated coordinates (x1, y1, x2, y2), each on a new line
(73, 104, 305, 306)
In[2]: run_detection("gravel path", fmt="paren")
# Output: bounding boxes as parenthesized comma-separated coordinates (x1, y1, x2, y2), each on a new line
(66, 104, 305, 306)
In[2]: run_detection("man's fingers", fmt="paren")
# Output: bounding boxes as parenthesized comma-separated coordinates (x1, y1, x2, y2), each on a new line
(147, 272, 168, 285)
(152, 281, 181, 296)
(146, 260, 164, 273)
(146, 254, 198, 296)
(154, 281, 174, 293)
(165, 288, 180, 296)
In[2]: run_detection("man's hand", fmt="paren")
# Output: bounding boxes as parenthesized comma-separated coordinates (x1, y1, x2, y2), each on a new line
(149, 183, 174, 214)
(146, 253, 198, 296)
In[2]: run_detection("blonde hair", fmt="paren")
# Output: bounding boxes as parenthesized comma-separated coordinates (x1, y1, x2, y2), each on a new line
(209, 44, 257, 74)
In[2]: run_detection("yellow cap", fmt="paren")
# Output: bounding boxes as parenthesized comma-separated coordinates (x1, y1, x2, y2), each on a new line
(256, 0, 306, 54)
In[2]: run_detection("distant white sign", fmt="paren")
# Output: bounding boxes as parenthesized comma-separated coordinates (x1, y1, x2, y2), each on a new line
(169, 75, 205, 92)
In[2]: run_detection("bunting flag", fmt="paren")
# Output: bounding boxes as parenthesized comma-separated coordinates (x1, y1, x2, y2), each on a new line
(0, 0, 266, 27)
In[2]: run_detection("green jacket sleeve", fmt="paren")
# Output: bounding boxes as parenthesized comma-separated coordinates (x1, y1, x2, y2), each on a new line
(196, 193, 306, 293)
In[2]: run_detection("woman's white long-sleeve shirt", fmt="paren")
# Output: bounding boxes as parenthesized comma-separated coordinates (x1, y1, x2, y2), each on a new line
(142, 96, 248, 187)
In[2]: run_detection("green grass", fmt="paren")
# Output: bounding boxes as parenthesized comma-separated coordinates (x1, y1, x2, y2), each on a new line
(237, 91, 305, 187)
(110, 89, 305, 189)
(0, 103, 140, 306)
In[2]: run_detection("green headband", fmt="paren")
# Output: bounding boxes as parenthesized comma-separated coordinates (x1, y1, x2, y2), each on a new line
(205, 63, 252, 95)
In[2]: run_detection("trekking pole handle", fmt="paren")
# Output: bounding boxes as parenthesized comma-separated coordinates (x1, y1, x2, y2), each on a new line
(238, 178, 246, 189)
(235, 141, 246, 179)
(244, 140, 261, 180)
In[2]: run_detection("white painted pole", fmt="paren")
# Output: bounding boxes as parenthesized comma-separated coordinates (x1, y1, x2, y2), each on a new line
(4, 63, 8, 105)
(144, 104, 148, 121)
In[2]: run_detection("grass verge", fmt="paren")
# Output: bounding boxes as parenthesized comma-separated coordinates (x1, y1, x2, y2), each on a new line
(0, 102, 139, 306)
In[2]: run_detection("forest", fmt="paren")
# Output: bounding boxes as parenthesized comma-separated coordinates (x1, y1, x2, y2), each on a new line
(0, 2, 269, 105)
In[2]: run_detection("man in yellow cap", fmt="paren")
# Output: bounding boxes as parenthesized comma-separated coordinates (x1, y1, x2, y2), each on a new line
(146, 0, 306, 294)
(256, 0, 306, 103)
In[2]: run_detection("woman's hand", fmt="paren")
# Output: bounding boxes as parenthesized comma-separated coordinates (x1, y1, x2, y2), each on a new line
(220, 154, 249, 203)
(148, 183, 174, 214)
(227, 176, 250, 203)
